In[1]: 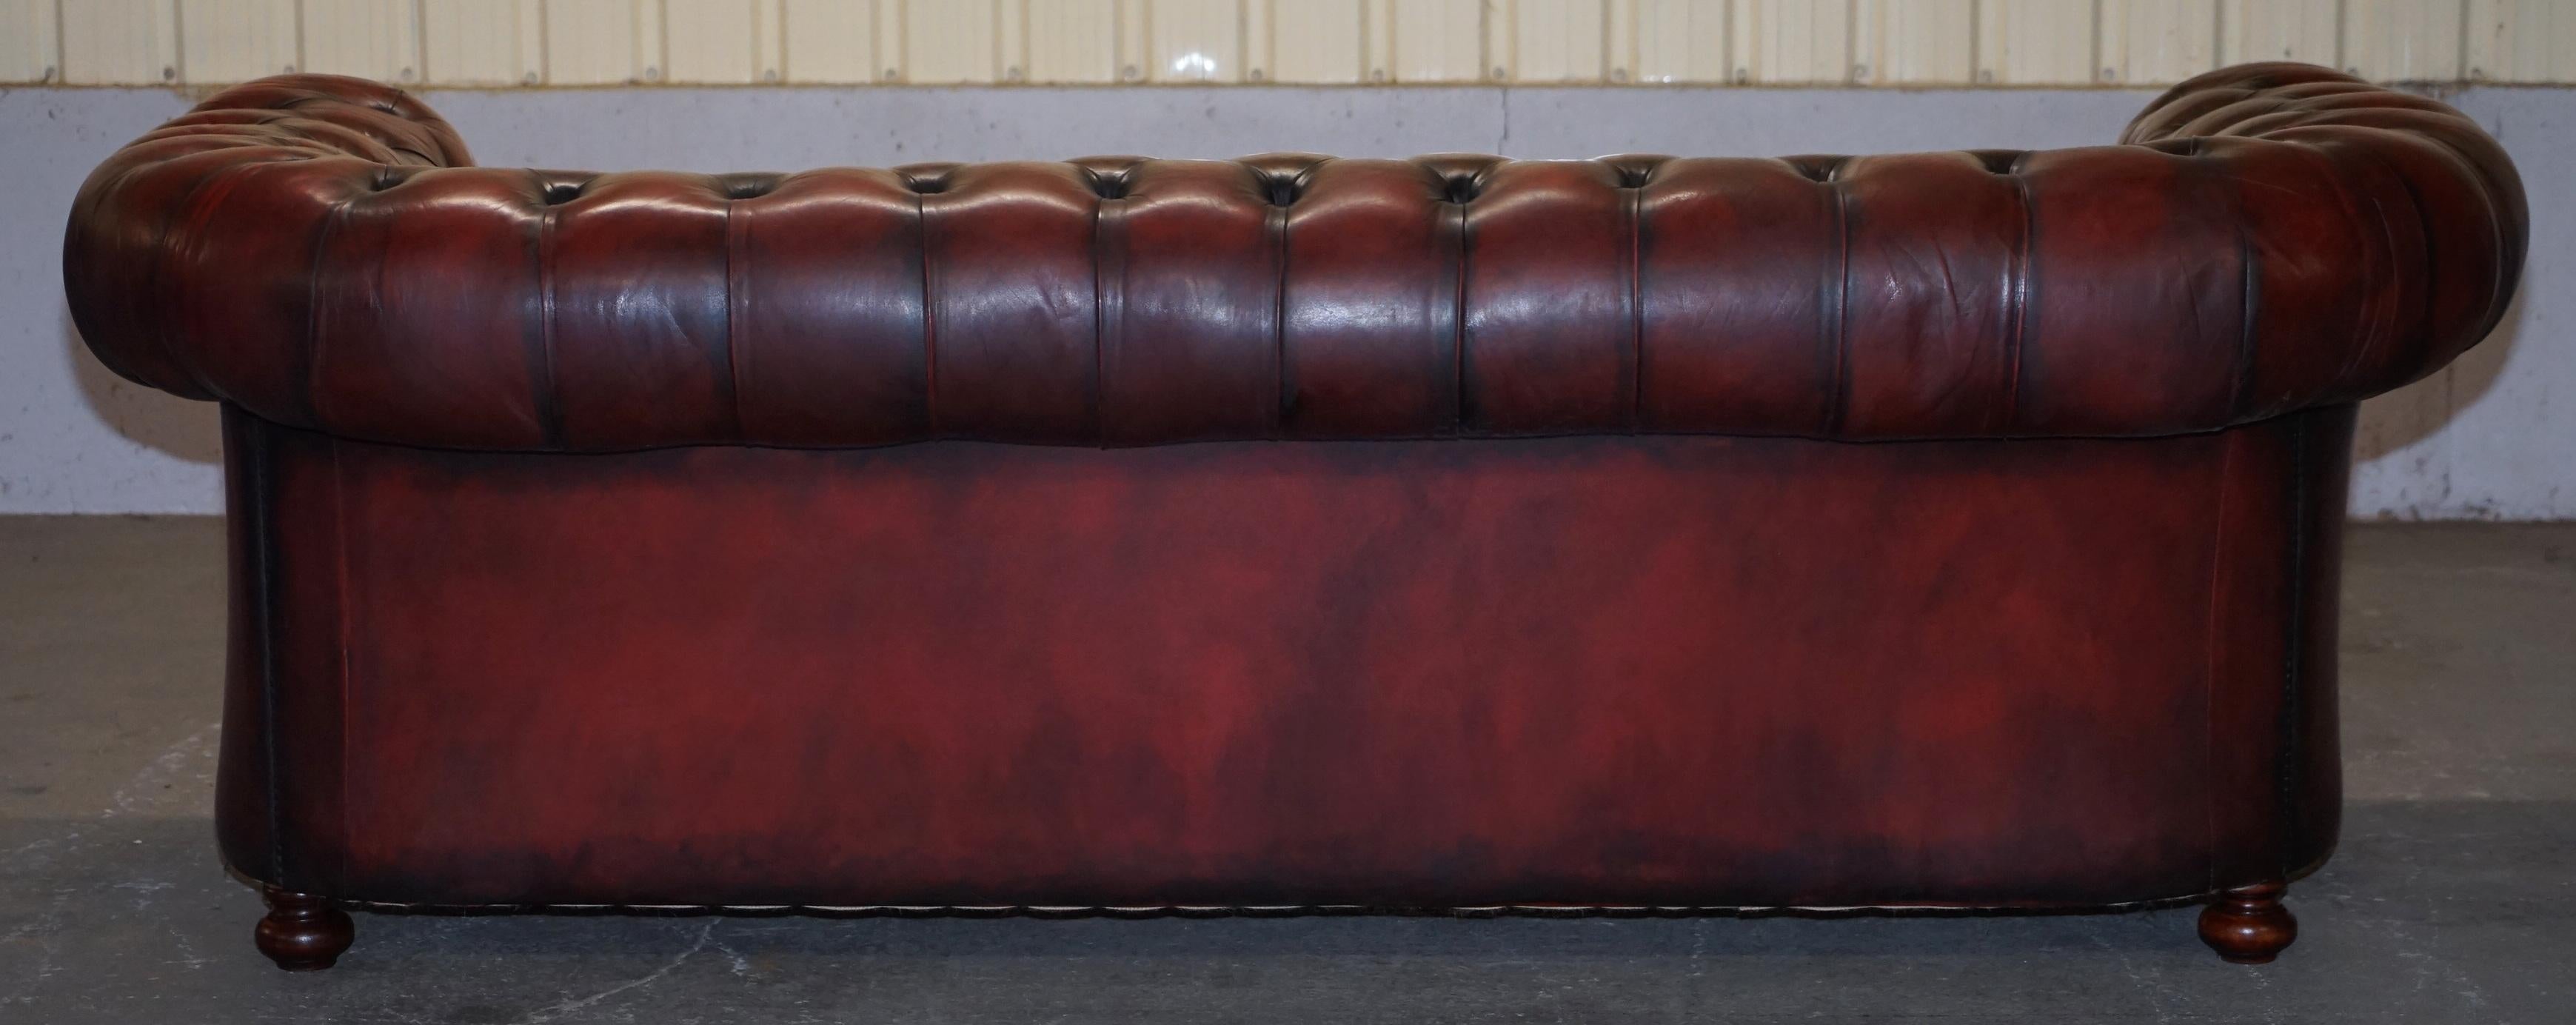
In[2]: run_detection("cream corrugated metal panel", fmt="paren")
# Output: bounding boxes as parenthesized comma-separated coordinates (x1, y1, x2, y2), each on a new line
(2219, 0, 2339, 64)
(1733, 0, 1851, 84)
(666, 0, 763, 83)
(0, 0, 61, 83)
(877, 0, 906, 79)
(1117, 0, 1147, 80)
(2469, 0, 2576, 84)
(1362, 0, 1394, 81)
(1149, 0, 1240, 81)
(1500, 0, 1606, 83)
(61, 0, 180, 84)
(2101, 0, 2216, 85)
(1271, 0, 1363, 83)
(904, 0, 999, 82)
(2343, 0, 2463, 81)
(1978, 0, 2095, 85)
(756, 0, 784, 79)
(1632, 0, 1728, 84)
(1390, 0, 1482, 82)
(998, 0, 1028, 81)
(1242, 0, 1269, 79)
(1027, 0, 1120, 82)
(1855, 0, 1974, 85)
(545, 0, 644, 84)
(424, 0, 543, 85)
(179, 0, 298, 81)
(301, 0, 421, 83)
(780, 0, 879, 82)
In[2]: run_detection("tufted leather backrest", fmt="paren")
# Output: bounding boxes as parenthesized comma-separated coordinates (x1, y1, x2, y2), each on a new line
(64, 64, 2523, 450)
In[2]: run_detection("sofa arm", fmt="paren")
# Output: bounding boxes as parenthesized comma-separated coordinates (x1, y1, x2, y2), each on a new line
(64, 65, 2524, 450)
(63, 75, 469, 407)
(2117, 61, 2525, 423)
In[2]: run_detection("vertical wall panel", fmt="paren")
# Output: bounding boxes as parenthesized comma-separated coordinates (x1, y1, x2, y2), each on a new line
(2343, 0, 2464, 81)
(1149, 0, 1240, 81)
(1363, 0, 1394, 81)
(2101, 0, 2215, 85)
(1390, 0, 1482, 82)
(666, 0, 760, 82)
(876, 0, 905, 78)
(755, 0, 784, 79)
(0, 0, 61, 82)
(998, 0, 1028, 80)
(2219, 0, 2338, 64)
(180, 0, 299, 81)
(301, 0, 421, 83)
(1633, 0, 1726, 84)
(1027, 0, 1119, 81)
(1272, 0, 1363, 82)
(1854, 0, 1972, 84)
(545, 0, 643, 84)
(1503, 0, 1605, 82)
(61, 0, 181, 84)
(781, 0, 876, 81)
(1242, 0, 1269, 79)
(2468, 0, 2575, 84)
(1733, 0, 1850, 84)
(1979, 0, 2095, 84)
(424, 0, 542, 84)
(906, 0, 998, 81)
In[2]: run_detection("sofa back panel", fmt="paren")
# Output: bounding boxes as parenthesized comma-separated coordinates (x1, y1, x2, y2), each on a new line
(232, 422, 2335, 908)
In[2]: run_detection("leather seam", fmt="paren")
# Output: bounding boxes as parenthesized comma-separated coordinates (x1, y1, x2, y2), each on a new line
(246, 413, 283, 885)
(328, 433, 352, 894)
(721, 194, 747, 440)
(1823, 176, 1852, 435)
(2004, 160, 2033, 430)
(533, 178, 565, 447)
(2201, 430, 2239, 892)
(2278, 411, 2312, 877)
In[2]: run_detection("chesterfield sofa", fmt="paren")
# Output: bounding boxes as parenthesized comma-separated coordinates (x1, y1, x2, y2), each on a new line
(64, 64, 2523, 971)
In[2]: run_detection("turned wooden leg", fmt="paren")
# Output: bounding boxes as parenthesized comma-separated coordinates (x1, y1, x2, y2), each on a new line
(2198, 881, 2297, 964)
(255, 887, 355, 971)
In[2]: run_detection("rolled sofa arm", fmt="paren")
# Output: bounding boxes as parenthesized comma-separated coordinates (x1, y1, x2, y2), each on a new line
(64, 64, 2524, 450)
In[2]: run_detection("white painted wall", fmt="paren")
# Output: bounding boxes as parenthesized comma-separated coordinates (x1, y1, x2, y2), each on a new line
(1, 84, 2566, 517)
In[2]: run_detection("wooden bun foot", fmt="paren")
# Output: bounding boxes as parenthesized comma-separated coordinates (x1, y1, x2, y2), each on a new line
(2198, 881, 2296, 964)
(255, 887, 355, 971)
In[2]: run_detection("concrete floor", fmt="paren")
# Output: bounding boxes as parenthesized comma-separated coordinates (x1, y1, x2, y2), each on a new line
(1, 517, 2570, 1024)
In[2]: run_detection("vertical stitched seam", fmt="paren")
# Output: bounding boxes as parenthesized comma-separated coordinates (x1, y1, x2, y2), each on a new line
(722, 198, 747, 440)
(2278, 413, 2312, 877)
(1272, 196, 1290, 437)
(918, 188, 938, 433)
(535, 192, 564, 447)
(300, 192, 358, 430)
(2005, 161, 2034, 430)
(328, 436, 352, 892)
(247, 418, 283, 885)
(1626, 179, 1644, 433)
(1823, 176, 1852, 435)
(2201, 434, 2239, 892)
(1452, 197, 1469, 435)
(2232, 189, 2260, 421)
(1092, 183, 1110, 445)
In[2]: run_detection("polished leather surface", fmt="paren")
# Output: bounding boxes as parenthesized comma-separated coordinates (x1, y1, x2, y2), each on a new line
(84, 66, 2497, 915)
(218, 407, 2350, 907)
(68, 64, 2522, 450)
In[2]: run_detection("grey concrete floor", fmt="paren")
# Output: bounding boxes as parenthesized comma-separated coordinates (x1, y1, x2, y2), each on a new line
(2, 516, 2571, 1024)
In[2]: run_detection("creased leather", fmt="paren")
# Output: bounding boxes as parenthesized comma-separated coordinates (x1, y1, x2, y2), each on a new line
(64, 64, 2525, 450)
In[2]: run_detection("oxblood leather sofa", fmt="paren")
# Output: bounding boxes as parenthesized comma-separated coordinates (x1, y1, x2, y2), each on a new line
(64, 64, 2523, 971)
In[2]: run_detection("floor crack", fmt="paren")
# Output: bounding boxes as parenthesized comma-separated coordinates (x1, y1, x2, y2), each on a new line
(518, 918, 717, 1024)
